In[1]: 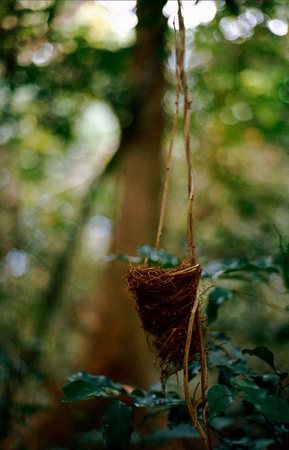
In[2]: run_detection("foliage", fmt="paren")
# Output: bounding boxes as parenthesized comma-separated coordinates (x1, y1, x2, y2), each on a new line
(63, 338, 289, 448)
(63, 252, 289, 448)
(109, 245, 180, 268)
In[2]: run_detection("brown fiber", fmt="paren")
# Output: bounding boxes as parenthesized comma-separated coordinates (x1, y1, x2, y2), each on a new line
(127, 261, 204, 379)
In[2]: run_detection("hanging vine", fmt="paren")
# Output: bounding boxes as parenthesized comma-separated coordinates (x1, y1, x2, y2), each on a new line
(127, 1, 211, 448)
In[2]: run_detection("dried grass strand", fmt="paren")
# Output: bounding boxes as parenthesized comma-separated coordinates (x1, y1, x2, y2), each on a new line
(177, 1, 211, 447)
(177, 0, 196, 262)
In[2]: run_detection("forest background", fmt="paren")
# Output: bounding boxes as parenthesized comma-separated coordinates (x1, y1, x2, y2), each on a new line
(0, 0, 289, 449)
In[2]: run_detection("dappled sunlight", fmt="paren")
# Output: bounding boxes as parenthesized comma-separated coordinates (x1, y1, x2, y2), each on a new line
(31, 42, 54, 66)
(5, 248, 29, 277)
(268, 18, 288, 36)
(164, 0, 217, 30)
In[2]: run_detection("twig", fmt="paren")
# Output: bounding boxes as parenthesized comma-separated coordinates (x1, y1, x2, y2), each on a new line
(183, 292, 209, 447)
(177, 1, 211, 447)
(198, 309, 212, 449)
(155, 19, 181, 250)
(177, 0, 196, 263)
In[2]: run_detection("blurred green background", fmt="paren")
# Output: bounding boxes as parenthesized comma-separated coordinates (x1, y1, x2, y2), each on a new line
(0, 0, 288, 448)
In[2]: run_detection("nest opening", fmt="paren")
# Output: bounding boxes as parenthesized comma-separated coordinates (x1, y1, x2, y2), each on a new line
(127, 261, 204, 378)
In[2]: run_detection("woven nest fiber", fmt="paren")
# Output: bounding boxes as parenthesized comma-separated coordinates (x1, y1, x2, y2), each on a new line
(127, 262, 204, 378)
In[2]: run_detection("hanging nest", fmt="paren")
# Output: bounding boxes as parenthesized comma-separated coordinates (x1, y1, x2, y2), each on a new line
(127, 261, 204, 378)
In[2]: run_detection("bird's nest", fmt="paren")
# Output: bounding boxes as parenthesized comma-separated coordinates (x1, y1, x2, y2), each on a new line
(127, 261, 204, 378)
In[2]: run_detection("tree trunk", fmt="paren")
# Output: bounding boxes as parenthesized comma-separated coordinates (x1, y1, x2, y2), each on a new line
(78, 0, 168, 388)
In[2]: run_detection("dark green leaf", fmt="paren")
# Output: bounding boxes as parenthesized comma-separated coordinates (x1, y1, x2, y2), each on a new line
(130, 388, 183, 408)
(203, 258, 279, 281)
(136, 246, 180, 268)
(254, 396, 289, 423)
(207, 384, 236, 417)
(208, 348, 231, 368)
(130, 389, 156, 407)
(256, 396, 289, 423)
(242, 346, 287, 379)
(188, 360, 201, 380)
(252, 374, 280, 390)
(243, 388, 267, 404)
(242, 346, 276, 371)
(206, 287, 232, 323)
(230, 376, 263, 392)
(62, 372, 126, 402)
(130, 389, 162, 408)
(102, 400, 133, 449)
(230, 376, 267, 403)
(208, 344, 251, 376)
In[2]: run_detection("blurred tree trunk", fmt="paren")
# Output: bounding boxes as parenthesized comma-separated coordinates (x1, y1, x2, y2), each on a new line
(77, 0, 167, 388)
(21, 1, 169, 449)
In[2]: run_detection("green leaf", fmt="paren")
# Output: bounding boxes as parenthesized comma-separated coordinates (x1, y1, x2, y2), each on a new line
(242, 346, 288, 379)
(207, 384, 236, 417)
(62, 372, 126, 402)
(254, 396, 289, 423)
(131, 389, 163, 408)
(230, 376, 267, 403)
(130, 389, 184, 409)
(242, 346, 276, 371)
(206, 287, 232, 323)
(252, 374, 280, 390)
(230, 376, 261, 391)
(102, 400, 133, 449)
(243, 388, 267, 404)
(203, 258, 279, 281)
(136, 245, 180, 268)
